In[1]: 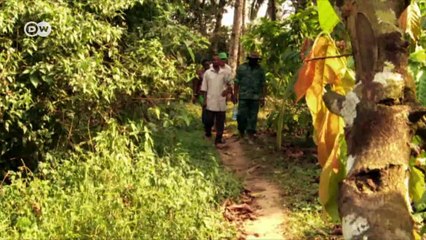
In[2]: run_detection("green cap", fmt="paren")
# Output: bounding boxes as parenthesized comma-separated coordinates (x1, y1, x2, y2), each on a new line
(218, 52, 228, 60)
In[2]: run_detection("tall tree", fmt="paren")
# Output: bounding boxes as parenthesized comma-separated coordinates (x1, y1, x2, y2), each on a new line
(266, 0, 277, 20)
(322, 0, 419, 238)
(292, 0, 310, 12)
(249, 0, 265, 20)
(238, 0, 247, 63)
(229, 0, 245, 75)
(211, 0, 228, 53)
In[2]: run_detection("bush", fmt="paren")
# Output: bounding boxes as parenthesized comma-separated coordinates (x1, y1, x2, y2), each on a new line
(0, 0, 207, 173)
(0, 119, 239, 239)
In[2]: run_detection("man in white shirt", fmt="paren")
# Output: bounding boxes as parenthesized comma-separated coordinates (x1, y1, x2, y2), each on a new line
(201, 55, 233, 145)
(218, 52, 232, 75)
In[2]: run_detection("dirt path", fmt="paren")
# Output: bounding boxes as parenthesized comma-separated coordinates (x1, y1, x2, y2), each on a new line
(219, 135, 289, 240)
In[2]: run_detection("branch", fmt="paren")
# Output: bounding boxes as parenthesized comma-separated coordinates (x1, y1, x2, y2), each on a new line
(305, 53, 352, 62)
(132, 97, 176, 101)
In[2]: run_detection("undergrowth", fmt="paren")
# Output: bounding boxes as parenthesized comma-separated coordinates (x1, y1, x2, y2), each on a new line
(0, 103, 241, 239)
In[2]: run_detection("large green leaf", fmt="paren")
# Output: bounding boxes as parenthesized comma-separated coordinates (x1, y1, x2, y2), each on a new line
(317, 0, 340, 33)
(323, 136, 347, 221)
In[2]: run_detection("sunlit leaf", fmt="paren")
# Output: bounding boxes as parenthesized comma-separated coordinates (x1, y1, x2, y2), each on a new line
(416, 67, 426, 105)
(410, 166, 425, 204)
(319, 135, 346, 221)
(302, 34, 348, 166)
(30, 75, 40, 88)
(317, 0, 340, 33)
(410, 48, 426, 63)
(184, 41, 195, 62)
(294, 52, 315, 101)
(399, 2, 421, 41)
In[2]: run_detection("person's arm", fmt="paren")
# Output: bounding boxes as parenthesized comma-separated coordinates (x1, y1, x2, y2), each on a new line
(222, 71, 233, 97)
(260, 69, 266, 107)
(192, 77, 199, 103)
(232, 67, 242, 103)
(232, 84, 239, 104)
(200, 72, 208, 106)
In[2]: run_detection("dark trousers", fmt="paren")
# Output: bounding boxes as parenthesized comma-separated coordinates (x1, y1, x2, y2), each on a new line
(201, 106, 207, 124)
(204, 110, 225, 143)
(237, 99, 260, 135)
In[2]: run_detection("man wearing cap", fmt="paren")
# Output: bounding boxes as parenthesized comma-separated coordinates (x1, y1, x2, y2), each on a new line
(218, 52, 232, 76)
(233, 52, 266, 140)
(201, 55, 233, 145)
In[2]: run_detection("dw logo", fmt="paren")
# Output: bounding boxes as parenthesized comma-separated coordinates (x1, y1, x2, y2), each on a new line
(24, 21, 52, 37)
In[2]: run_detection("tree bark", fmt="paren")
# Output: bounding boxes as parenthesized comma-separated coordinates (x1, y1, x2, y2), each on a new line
(229, 0, 244, 76)
(194, 0, 208, 35)
(249, 0, 266, 21)
(292, 0, 309, 12)
(211, 0, 227, 53)
(330, 0, 416, 239)
(238, 0, 247, 65)
(266, 0, 277, 20)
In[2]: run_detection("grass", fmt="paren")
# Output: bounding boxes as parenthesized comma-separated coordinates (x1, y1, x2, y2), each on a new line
(0, 103, 242, 239)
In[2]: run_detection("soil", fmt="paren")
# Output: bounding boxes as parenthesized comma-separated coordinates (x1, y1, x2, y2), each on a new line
(218, 134, 289, 240)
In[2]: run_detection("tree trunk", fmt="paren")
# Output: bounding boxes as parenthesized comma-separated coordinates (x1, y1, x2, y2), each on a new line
(229, 0, 244, 76)
(292, 0, 309, 12)
(194, 0, 207, 35)
(329, 0, 418, 239)
(249, 0, 265, 21)
(238, 0, 247, 65)
(211, 0, 227, 53)
(266, 0, 276, 20)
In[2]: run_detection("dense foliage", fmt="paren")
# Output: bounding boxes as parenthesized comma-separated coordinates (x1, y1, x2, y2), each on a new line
(241, 3, 320, 145)
(0, 106, 240, 239)
(409, 0, 426, 105)
(0, 0, 207, 174)
(0, 0, 240, 238)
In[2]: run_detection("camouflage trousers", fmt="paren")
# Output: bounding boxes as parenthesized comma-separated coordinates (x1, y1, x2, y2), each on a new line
(237, 99, 260, 135)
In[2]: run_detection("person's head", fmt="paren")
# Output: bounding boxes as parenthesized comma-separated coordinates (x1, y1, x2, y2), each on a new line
(201, 59, 210, 70)
(212, 55, 224, 69)
(218, 52, 228, 63)
(247, 51, 261, 67)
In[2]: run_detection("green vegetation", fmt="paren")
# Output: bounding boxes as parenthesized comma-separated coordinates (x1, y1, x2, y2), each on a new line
(0, 104, 240, 239)
(3, 0, 426, 238)
(0, 0, 240, 238)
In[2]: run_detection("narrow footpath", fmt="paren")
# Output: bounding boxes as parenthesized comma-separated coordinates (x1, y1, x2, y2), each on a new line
(218, 134, 288, 240)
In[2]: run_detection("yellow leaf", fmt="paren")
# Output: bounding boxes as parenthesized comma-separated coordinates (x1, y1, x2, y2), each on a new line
(303, 34, 347, 167)
(399, 2, 421, 41)
(319, 133, 340, 203)
(294, 52, 315, 101)
(298, 33, 355, 219)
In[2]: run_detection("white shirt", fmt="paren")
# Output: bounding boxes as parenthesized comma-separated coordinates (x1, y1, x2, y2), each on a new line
(201, 67, 231, 112)
(210, 63, 232, 80)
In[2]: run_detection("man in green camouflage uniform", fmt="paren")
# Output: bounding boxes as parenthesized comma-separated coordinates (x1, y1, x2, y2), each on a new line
(234, 52, 266, 139)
